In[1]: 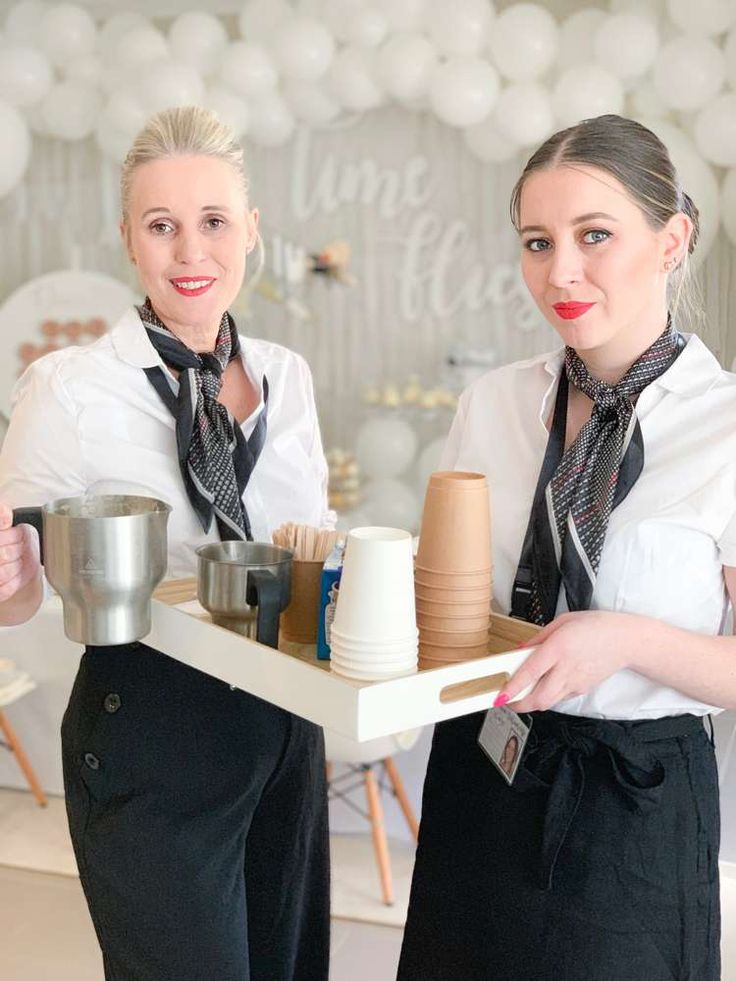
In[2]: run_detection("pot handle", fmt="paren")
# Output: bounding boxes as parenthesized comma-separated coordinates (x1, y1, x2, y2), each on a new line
(246, 569, 281, 649)
(12, 507, 44, 564)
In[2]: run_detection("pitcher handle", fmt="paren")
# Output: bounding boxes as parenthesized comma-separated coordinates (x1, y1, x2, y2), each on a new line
(12, 507, 44, 564)
(246, 569, 281, 649)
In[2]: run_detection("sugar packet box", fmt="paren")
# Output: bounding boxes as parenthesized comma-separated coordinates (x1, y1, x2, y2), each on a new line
(317, 540, 345, 660)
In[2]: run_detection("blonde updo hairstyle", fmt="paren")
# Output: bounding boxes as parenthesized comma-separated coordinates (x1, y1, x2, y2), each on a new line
(120, 105, 264, 283)
(510, 114, 702, 329)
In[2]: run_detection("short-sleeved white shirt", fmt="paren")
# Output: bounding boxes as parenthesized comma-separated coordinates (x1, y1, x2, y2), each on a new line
(441, 333, 736, 720)
(0, 307, 334, 579)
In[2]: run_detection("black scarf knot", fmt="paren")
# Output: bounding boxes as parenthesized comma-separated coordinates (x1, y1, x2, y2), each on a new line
(137, 299, 269, 542)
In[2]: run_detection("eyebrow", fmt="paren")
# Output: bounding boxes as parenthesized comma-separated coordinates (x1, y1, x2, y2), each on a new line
(519, 212, 619, 235)
(141, 205, 232, 219)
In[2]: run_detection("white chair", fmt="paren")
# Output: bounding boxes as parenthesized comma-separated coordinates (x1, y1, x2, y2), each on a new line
(325, 728, 421, 906)
(0, 659, 47, 807)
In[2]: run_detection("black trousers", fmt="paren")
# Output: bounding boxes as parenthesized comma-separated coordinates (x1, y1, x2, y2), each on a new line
(61, 642, 330, 981)
(398, 710, 721, 981)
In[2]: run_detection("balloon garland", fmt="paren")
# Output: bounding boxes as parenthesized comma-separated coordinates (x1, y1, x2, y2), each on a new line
(0, 0, 735, 250)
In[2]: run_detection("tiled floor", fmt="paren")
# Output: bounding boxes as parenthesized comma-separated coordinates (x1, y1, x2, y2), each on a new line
(0, 865, 404, 980)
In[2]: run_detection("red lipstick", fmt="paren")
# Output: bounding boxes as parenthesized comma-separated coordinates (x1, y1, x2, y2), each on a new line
(552, 302, 595, 320)
(170, 277, 215, 297)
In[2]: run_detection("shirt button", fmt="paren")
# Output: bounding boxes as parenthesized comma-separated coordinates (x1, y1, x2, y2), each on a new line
(103, 693, 121, 714)
(84, 753, 100, 770)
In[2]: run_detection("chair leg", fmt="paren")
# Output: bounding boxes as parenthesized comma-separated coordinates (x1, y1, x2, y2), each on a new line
(0, 710, 47, 808)
(363, 765, 394, 906)
(383, 756, 419, 841)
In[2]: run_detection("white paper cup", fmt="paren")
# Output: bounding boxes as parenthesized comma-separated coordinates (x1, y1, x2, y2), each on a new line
(330, 649, 418, 671)
(330, 660, 418, 681)
(330, 625, 418, 653)
(330, 647, 419, 667)
(332, 526, 416, 643)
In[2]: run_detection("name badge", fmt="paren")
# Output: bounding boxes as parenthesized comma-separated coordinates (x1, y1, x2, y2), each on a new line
(477, 706, 532, 785)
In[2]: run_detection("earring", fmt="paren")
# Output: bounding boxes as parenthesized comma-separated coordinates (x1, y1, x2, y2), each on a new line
(664, 259, 676, 272)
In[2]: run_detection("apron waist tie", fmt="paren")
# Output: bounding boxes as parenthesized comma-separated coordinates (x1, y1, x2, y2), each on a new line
(512, 711, 705, 891)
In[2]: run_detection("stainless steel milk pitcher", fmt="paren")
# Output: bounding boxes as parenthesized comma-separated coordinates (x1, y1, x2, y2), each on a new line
(196, 541, 293, 648)
(12, 494, 171, 645)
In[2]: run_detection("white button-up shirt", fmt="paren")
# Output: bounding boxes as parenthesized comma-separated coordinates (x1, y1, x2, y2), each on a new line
(0, 307, 334, 578)
(441, 334, 736, 719)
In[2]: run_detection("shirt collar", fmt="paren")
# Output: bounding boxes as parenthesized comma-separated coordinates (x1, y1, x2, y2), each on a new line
(541, 332, 721, 399)
(109, 305, 265, 380)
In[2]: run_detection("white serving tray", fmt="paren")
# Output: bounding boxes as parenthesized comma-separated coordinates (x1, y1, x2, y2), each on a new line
(146, 581, 539, 742)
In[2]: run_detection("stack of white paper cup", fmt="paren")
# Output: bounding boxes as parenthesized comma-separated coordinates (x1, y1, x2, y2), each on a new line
(330, 526, 418, 680)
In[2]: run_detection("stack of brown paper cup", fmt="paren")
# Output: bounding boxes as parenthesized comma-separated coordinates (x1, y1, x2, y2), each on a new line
(415, 471, 492, 669)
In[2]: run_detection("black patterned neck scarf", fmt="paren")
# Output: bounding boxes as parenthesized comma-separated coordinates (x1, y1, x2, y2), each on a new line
(137, 300, 268, 541)
(513, 320, 684, 625)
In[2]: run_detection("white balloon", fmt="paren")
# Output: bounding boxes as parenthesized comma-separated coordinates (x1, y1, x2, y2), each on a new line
(362, 478, 420, 531)
(666, 0, 736, 37)
(414, 437, 448, 493)
(593, 14, 660, 78)
(726, 27, 736, 90)
(98, 13, 149, 61)
(627, 79, 670, 119)
(638, 117, 720, 263)
(63, 53, 103, 85)
(272, 16, 335, 81)
(557, 8, 608, 68)
(169, 12, 228, 76)
(346, 8, 388, 49)
(373, 0, 427, 33)
(205, 84, 250, 138)
(39, 3, 96, 67)
(247, 92, 295, 147)
(25, 99, 51, 136)
(425, 0, 493, 57)
(464, 115, 520, 163)
(328, 46, 384, 111)
(321, 0, 363, 42)
(95, 116, 133, 164)
(553, 66, 624, 128)
(137, 62, 205, 115)
(721, 168, 736, 246)
(238, 0, 292, 42)
(221, 42, 278, 98)
(0, 99, 30, 197)
(652, 36, 725, 112)
(489, 3, 559, 82)
(283, 78, 341, 125)
(694, 93, 736, 168)
(113, 27, 169, 73)
(429, 57, 499, 128)
(493, 82, 555, 148)
(5, 1, 50, 44)
(102, 86, 148, 143)
(355, 417, 418, 479)
(40, 80, 101, 140)
(0, 46, 52, 107)
(375, 33, 438, 103)
(608, 0, 665, 24)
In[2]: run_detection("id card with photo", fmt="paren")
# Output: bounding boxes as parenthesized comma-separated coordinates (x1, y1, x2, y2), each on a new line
(477, 706, 532, 785)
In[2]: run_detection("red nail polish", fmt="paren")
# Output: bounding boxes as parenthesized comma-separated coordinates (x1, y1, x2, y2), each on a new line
(493, 693, 509, 708)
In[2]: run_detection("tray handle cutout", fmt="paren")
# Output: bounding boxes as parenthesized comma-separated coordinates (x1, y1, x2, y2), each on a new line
(439, 672, 510, 705)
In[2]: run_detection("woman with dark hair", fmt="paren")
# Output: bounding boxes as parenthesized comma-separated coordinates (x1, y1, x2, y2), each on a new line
(398, 115, 733, 981)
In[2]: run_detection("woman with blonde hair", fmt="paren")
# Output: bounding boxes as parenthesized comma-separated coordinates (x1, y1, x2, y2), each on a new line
(0, 106, 331, 981)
